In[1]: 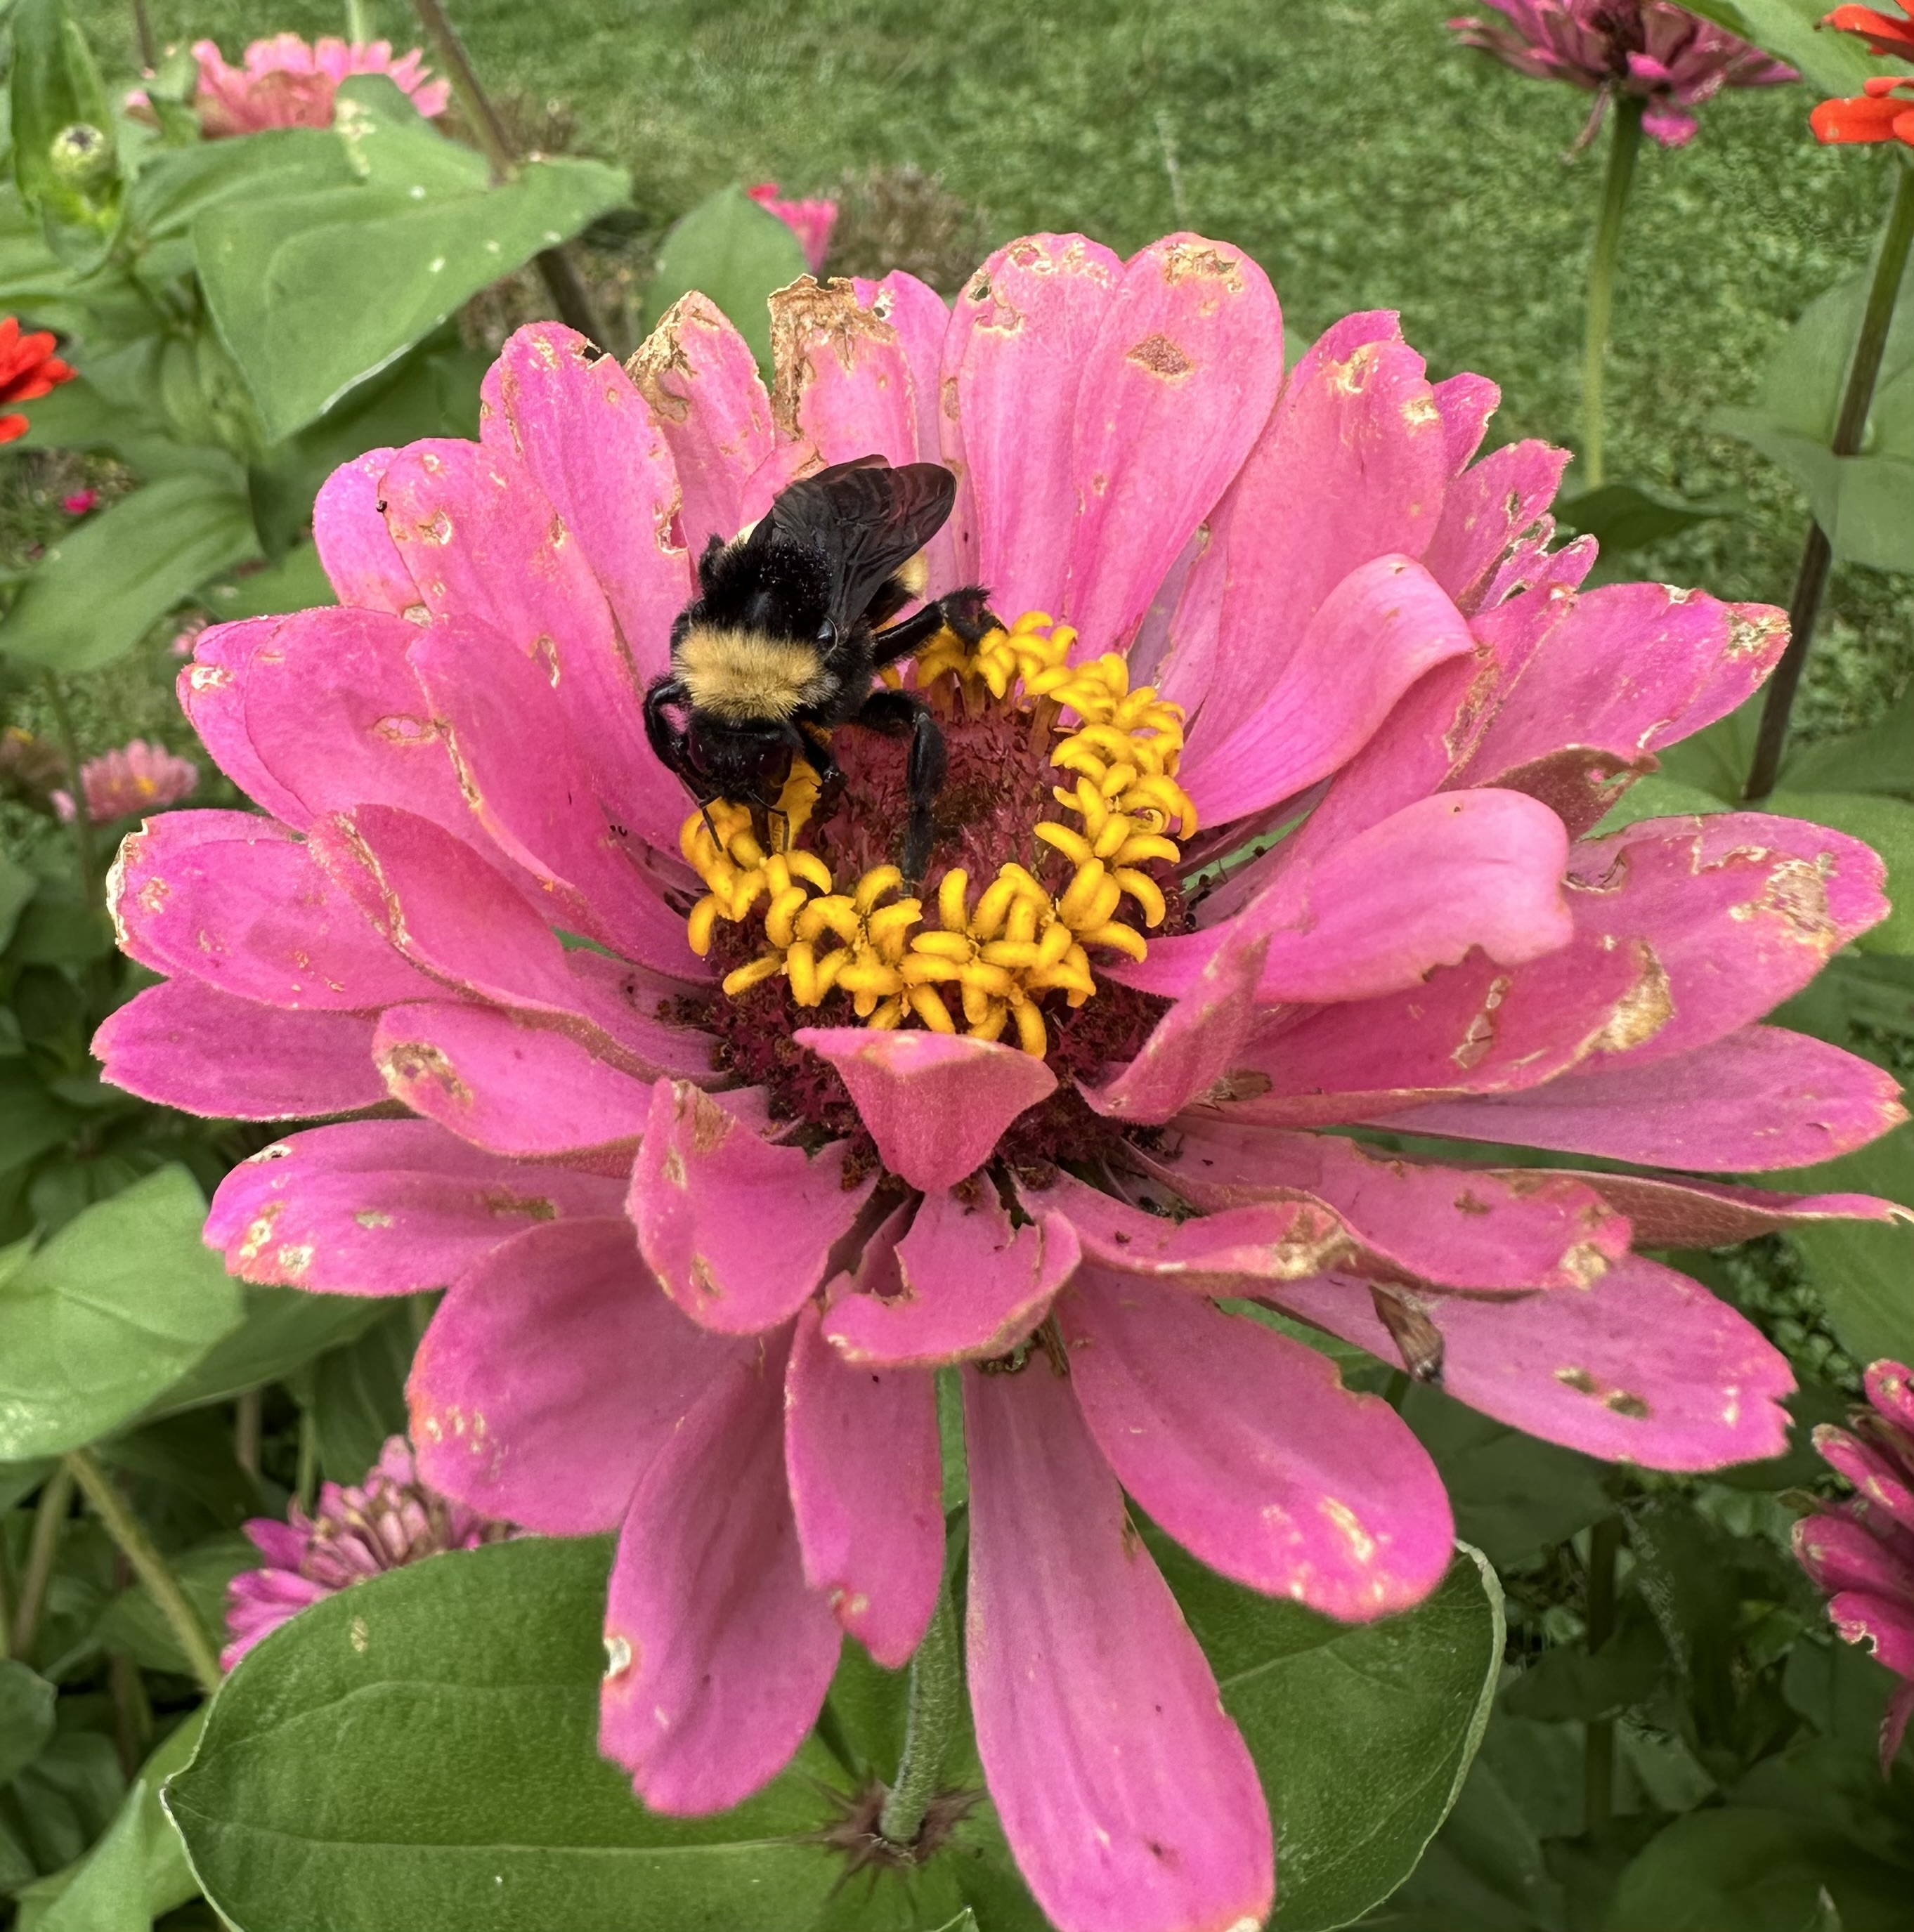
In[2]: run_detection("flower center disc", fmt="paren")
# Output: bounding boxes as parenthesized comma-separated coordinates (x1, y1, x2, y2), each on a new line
(679, 613, 1194, 1161)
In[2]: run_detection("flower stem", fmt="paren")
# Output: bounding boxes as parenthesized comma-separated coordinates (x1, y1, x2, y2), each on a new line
(235, 1389, 261, 1481)
(1582, 1513, 1623, 1832)
(130, 0, 156, 70)
(1746, 156, 1914, 804)
(878, 1584, 963, 1850)
(8, 1467, 74, 1663)
(1580, 94, 1644, 494)
(345, 0, 373, 43)
(64, 1449, 223, 1696)
(407, 0, 609, 346)
(41, 672, 98, 911)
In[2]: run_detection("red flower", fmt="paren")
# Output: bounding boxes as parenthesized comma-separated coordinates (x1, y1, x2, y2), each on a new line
(1825, 1, 1914, 58)
(1814, 1, 1914, 145)
(0, 317, 74, 444)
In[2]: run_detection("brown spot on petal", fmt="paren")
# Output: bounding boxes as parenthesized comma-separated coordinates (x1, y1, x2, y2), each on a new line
(378, 1041, 471, 1107)
(1728, 608, 1785, 658)
(769, 277, 898, 440)
(237, 1198, 286, 1263)
(1605, 1390, 1651, 1418)
(483, 1189, 558, 1222)
(1454, 1191, 1492, 1216)
(353, 1210, 393, 1229)
(1159, 240, 1244, 291)
(1560, 1240, 1610, 1288)
(1125, 332, 1194, 379)
(689, 1253, 722, 1302)
(372, 713, 435, 743)
(1591, 942, 1672, 1054)
(1120, 1513, 1145, 1561)
(1555, 1366, 1599, 1395)
(679, 1085, 736, 1155)
(1451, 974, 1511, 1070)
(1740, 855, 1837, 948)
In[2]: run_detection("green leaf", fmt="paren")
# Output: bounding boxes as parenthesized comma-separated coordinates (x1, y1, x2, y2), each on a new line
(1769, 790, 1914, 953)
(195, 87, 627, 440)
(8, 0, 122, 262)
(0, 1658, 57, 1786)
(1156, 1539, 1504, 1932)
(1401, 1383, 1613, 1569)
(137, 1286, 390, 1423)
(0, 1165, 243, 1458)
(1, 1731, 125, 1878)
(1606, 1809, 1908, 1931)
(1502, 1603, 1666, 1722)
(197, 542, 335, 623)
(642, 183, 811, 370)
(1785, 686, 1914, 797)
(167, 1537, 865, 1932)
(1591, 769, 1735, 835)
(16, 1709, 206, 1932)
(311, 1297, 425, 1482)
(1710, 247, 1914, 574)
(0, 848, 37, 952)
(1554, 481, 1736, 557)
(1767, 1123, 1914, 1366)
(1681, 0, 1881, 100)
(93, 1533, 252, 1676)
(0, 475, 259, 672)
(0, 1061, 79, 1178)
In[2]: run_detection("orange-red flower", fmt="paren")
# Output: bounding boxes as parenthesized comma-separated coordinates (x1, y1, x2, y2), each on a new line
(0, 317, 74, 443)
(1814, 1, 1914, 146)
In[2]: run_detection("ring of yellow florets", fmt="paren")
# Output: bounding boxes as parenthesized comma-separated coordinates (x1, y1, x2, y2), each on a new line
(678, 613, 1196, 1061)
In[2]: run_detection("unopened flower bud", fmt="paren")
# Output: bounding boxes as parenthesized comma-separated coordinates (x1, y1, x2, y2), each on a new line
(48, 123, 114, 191)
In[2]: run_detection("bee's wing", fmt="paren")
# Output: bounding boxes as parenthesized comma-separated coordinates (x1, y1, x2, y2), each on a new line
(767, 459, 956, 623)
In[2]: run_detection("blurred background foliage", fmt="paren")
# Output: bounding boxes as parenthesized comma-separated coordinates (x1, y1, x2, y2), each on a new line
(2, 1, 1914, 1928)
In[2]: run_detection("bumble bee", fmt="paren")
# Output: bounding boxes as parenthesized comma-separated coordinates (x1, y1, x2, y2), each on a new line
(643, 456, 993, 884)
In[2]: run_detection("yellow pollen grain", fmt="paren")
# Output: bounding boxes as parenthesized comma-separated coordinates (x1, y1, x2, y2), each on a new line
(677, 612, 1192, 1055)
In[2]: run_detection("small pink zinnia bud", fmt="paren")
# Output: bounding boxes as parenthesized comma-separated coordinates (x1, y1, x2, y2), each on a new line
(62, 488, 96, 515)
(747, 181, 838, 271)
(223, 1436, 511, 1670)
(51, 738, 196, 824)
(1796, 1362, 1914, 1773)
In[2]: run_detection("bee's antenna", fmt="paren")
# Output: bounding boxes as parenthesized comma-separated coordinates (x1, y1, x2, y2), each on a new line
(766, 806, 790, 854)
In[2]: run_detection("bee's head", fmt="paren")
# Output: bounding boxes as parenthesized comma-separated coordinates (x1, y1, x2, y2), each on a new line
(685, 713, 793, 809)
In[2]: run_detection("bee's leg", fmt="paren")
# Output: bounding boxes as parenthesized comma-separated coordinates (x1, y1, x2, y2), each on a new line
(867, 601, 950, 670)
(853, 688, 946, 884)
(800, 726, 847, 827)
(935, 584, 1001, 649)
(643, 677, 696, 788)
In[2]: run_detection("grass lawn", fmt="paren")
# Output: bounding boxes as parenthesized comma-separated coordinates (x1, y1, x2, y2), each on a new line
(44, 0, 1914, 758)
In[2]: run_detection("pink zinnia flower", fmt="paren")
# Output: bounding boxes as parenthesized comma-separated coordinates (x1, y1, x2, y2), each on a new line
(223, 1435, 509, 1671)
(53, 738, 196, 824)
(132, 34, 450, 139)
(1796, 1364, 1914, 1773)
(61, 488, 97, 515)
(748, 181, 838, 271)
(96, 236, 1907, 1932)
(1449, 0, 1797, 145)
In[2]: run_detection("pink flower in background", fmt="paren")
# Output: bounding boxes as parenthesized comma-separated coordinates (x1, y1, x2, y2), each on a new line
(98, 234, 1906, 1932)
(223, 1436, 509, 1670)
(1796, 1362, 1914, 1773)
(1448, 0, 1797, 145)
(53, 738, 196, 823)
(61, 488, 97, 515)
(748, 181, 837, 270)
(134, 34, 450, 138)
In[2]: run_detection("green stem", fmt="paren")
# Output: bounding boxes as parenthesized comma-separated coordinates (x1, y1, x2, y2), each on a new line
(1583, 1514, 1623, 1833)
(1746, 156, 1914, 803)
(296, 1406, 319, 1512)
(407, 0, 608, 344)
(40, 672, 98, 911)
(10, 1468, 74, 1664)
(130, 0, 156, 70)
(235, 1389, 261, 1481)
(1580, 94, 1644, 494)
(345, 0, 373, 42)
(878, 1584, 963, 1849)
(65, 1449, 223, 1696)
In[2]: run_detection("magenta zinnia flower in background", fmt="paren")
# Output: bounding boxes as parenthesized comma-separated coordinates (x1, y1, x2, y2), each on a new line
(748, 181, 838, 271)
(53, 738, 196, 824)
(132, 34, 450, 138)
(1796, 1363, 1914, 1773)
(223, 1435, 508, 1671)
(1449, 0, 1797, 145)
(96, 233, 1908, 1932)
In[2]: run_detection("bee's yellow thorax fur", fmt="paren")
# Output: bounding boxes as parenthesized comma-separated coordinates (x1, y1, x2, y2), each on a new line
(676, 628, 827, 722)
